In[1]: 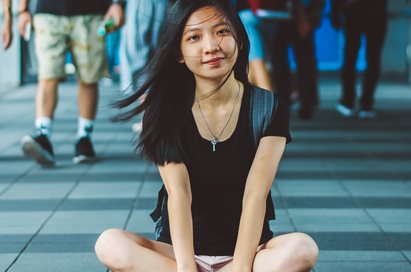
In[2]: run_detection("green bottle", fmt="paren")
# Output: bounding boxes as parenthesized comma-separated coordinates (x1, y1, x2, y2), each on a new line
(97, 18, 115, 36)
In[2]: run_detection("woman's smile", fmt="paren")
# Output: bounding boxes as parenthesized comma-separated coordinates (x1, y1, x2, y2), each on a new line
(203, 57, 225, 66)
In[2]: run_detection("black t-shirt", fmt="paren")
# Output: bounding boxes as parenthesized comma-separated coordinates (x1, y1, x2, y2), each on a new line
(157, 85, 291, 256)
(36, 0, 111, 16)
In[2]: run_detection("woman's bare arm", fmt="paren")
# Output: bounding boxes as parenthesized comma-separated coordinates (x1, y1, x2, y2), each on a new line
(232, 136, 286, 272)
(158, 163, 197, 272)
(2, 0, 12, 49)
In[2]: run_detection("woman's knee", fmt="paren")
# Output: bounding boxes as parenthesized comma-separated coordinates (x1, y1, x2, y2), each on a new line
(287, 233, 319, 270)
(95, 228, 135, 271)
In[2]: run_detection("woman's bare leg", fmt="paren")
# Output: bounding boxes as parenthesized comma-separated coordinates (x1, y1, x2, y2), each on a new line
(253, 232, 318, 272)
(216, 232, 318, 272)
(95, 228, 177, 272)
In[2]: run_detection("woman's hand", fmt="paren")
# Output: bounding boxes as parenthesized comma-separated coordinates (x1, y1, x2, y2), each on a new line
(2, 12, 13, 49)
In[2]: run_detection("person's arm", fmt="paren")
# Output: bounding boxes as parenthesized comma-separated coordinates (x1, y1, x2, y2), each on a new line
(17, 0, 31, 38)
(292, 0, 310, 37)
(232, 136, 286, 272)
(158, 163, 197, 272)
(2, 0, 12, 49)
(330, 0, 345, 29)
(103, 0, 125, 31)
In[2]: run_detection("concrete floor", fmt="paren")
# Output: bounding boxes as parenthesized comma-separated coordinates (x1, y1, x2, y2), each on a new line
(0, 79, 411, 272)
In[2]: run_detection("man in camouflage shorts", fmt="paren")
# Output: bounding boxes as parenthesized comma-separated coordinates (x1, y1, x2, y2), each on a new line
(18, 0, 125, 165)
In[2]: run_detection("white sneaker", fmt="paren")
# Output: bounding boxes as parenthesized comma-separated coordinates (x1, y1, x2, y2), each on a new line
(358, 110, 377, 119)
(335, 103, 355, 117)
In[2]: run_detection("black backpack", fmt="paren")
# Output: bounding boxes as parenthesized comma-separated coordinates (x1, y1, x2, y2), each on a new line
(150, 85, 278, 238)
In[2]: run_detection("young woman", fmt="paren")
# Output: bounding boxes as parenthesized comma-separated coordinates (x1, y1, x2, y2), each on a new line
(95, 1, 318, 271)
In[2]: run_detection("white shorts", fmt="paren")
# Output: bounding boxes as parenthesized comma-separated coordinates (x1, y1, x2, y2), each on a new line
(195, 255, 233, 272)
(194, 244, 266, 272)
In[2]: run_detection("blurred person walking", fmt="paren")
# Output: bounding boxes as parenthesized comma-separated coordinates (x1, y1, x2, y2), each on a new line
(1, 0, 12, 49)
(17, 0, 125, 165)
(332, 0, 388, 119)
(235, 0, 273, 90)
(120, 0, 168, 91)
(120, 0, 169, 133)
(270, 0, 324, 120)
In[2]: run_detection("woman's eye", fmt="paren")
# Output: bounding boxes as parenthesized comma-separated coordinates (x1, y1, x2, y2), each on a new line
(187, 35, 200, 42)
(217, 29, 230, 36)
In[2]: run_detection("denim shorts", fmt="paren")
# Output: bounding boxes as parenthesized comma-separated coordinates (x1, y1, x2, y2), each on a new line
(238, 9, 265, 61)
(238, 9, 281, 62)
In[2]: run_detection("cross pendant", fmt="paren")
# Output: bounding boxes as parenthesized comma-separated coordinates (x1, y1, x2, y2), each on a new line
(211, 138, 218, 152)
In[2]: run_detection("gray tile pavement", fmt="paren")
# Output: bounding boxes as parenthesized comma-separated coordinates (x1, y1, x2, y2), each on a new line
(0, 80, 411, 271)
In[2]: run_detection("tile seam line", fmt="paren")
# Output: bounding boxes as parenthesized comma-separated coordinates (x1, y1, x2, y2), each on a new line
(103, 133, 148, 272)
(0, 85, 30, 100)
(103, 166, 147, 272)
(3, 165, 93, 272)
(321, 134, 387, 234)
(3, 128, 118, 272)
(0, 161, 43, 198)
(336, 176, 385, 233)
(274, 181, 298, 232)
(400, 251, 411, 265)
(122, 161, 151, 231)
(0, 131, 79, 198)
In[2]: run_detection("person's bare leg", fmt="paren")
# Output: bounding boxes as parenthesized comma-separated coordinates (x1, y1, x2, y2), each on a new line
(95, 228, 177, 272)
(36, 79, 59, 118)
(77, 81, 98, 119)
(216, 232, 318, 272)
(253, 233, 318, 272)
(248, 60, 273, 91)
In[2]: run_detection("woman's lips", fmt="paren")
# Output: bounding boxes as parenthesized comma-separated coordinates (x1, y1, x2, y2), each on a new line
(204, 57, 224, 65)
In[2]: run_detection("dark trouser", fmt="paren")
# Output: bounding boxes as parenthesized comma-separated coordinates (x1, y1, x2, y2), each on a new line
(341, 17, 387, 109)
(270, 21, 319, 109)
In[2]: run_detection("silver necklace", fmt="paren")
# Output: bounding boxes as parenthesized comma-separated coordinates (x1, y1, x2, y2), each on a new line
(196, 81, 241, 152)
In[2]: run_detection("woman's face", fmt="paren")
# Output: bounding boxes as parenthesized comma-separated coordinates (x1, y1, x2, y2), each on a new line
(180, 6, 238, 81)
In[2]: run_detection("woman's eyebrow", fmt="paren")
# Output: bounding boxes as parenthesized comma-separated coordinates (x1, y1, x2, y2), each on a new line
(183, 22, 229, 36)
(183, 27, 200, 36)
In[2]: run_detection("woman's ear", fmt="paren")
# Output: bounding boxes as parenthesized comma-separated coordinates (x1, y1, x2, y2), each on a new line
(175, 51, 185, 63)
(178, 55, 185, 63)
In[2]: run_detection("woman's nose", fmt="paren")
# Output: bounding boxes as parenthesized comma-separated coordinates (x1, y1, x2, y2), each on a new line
(204, 36, 221, 54)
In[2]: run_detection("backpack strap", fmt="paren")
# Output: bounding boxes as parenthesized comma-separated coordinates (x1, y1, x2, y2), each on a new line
(150, 185, 166, 222)
(249, 85, 278, 148)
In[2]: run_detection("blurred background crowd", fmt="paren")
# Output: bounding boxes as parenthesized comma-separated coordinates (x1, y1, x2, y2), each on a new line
(0, 0, 410, 132)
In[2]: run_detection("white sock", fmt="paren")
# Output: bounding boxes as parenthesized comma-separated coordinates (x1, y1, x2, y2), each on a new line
(35, 117, 53, 137)
(77, 117, 94, 139)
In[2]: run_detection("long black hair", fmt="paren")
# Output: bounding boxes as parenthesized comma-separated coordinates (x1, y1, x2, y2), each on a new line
(115, 0, 250, 165)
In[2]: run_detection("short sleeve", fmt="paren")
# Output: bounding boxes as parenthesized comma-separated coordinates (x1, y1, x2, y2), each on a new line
(262, 97, 292, 143)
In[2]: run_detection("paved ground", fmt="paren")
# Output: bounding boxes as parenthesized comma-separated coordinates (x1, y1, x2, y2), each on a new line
(0, 79, 411, 272)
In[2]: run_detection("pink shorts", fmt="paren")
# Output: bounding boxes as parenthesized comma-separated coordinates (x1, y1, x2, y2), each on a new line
(194, 244, 266, 272)
(195, 255, 233, 272)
